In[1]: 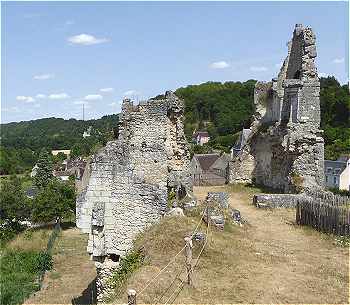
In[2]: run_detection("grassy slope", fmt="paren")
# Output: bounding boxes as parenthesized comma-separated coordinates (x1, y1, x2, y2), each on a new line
(111, 185, 349, 304)
(0, 228, 52, 305)
(24, 227, 96, 304)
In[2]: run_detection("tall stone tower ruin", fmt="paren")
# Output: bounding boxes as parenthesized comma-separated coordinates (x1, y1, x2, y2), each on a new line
(229, 24, 325, 192)
(76, 91, 192, 300)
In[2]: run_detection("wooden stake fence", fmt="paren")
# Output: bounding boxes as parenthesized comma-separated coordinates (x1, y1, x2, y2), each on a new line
(296, 195, 350, 236)
(184, 236, 193, 285)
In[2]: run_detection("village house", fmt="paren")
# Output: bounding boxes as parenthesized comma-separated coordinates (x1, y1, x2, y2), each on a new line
(192, 131, 210, 146)
(83, 126, 92, 138)
(191, 153, 229, 185)
(51, 149, 71, 157)
(53, 170, 71, 181)
(324, 156, 350, 191)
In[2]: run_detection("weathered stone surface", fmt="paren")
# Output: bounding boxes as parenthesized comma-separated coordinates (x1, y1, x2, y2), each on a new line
(192, 232, 206, 242)
(229, 24, 324, 193)
(206, 192, 229, 209)
(76, 91, 192, 300)
(253, 194, 301, 208)
(230, 208, 242, 226)
(166, 207, 185, 217)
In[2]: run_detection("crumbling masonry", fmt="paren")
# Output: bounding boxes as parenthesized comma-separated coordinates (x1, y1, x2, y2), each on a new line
(229, 24, 325, 192)
(76, 91, 192, 301)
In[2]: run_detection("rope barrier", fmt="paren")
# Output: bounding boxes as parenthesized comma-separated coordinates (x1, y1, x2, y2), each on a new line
(151, 266, 185, 305)
(137, 206, 206, 298)
(137, 244, 186, 296)
(163, 210, 210, 305)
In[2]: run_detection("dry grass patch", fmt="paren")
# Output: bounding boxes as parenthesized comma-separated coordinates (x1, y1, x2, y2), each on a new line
(111, 185, 349, 304)
(7, 227, 52, 252)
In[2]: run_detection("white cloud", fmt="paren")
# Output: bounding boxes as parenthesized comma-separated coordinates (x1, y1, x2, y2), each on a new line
(209, 61, 230, 69)
(84, 94, 103, 101)
(123, 90, 137, 96)
(16, 95, 35, 103)
(48, 93, 70, 100)
(68, 34, 109, 45)
(33, 73, 54, 80)
(36, 94, 47, 99)
(250, 66, 268, 72)
(332, 57, 344, 64)
(100, 87, 114, 93)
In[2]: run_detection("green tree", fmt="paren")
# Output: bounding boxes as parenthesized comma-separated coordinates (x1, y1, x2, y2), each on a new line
(31, 179, 76, 224)
(0, 176, 30, 222)
(33, 149, 53, 189)
(70, 144, 82, 158)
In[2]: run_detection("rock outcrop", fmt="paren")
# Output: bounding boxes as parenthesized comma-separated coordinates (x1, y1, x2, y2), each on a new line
(229, 24, 324, 193)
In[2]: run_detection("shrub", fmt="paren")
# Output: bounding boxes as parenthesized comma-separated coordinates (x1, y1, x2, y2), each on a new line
(106, 249, 145, 299)
(0, 249, 53, 305)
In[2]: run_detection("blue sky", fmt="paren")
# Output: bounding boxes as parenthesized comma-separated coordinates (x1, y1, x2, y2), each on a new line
(1, 1, 348, 123)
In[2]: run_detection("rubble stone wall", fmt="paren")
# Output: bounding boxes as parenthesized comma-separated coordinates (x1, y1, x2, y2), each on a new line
(229, 24, 324, 193)
(76, 91, 192, 301)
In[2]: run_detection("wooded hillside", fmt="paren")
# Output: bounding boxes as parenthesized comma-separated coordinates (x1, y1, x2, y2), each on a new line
(1, 76, 348, 175)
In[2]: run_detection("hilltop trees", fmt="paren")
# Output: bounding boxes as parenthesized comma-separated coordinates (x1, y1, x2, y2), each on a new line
(33, 149, 53, 189)
(320, 76, 350, 160)
(175, 80, 255, 150)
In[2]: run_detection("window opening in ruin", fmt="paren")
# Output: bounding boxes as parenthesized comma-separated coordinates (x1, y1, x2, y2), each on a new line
(293, 70, 301, 79)
(176, 185, 187, 199)
(290, 94, 298, 123)
(109, 254, 120, 262)
(141, 141, 146, 148)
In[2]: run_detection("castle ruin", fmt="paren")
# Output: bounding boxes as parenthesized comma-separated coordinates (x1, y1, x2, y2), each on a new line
(229, 24, 325, 192)
(76, 91, 192, 300)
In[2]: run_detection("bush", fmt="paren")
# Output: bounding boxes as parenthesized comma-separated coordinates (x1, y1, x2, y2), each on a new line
(106, 249, 145, 299)
(0, 221, 26, 247)
(0, 249, 53, 305)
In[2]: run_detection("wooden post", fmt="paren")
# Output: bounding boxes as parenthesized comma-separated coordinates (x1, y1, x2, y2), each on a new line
(128, 289, 137, 305)
(184, 236, 193, 285)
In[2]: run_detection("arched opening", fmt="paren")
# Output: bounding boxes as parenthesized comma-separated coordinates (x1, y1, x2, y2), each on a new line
(293, 70, 301, 79)
(109, 254, 120, 262)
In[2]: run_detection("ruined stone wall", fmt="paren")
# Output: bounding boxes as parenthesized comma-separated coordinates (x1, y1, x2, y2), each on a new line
(76, 91, 192, 301)
(229, 24, 324, 192)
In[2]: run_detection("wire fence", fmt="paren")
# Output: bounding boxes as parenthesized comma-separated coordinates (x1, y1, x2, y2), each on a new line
(130, 204, 211, 305)
(37, 222, 61, 289)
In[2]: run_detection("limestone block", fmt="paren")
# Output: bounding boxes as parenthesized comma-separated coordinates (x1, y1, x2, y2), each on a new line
(166, 207, 185, 217)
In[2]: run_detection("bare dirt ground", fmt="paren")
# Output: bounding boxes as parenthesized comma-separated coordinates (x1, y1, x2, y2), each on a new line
(114, 185, 349, 304)
(25, 228, 96, 305)
(194, 185, 349, 303)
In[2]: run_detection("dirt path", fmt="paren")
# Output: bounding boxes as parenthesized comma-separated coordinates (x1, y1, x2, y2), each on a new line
(25, 228, 96, 305)
(194, 186, 349, 304)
